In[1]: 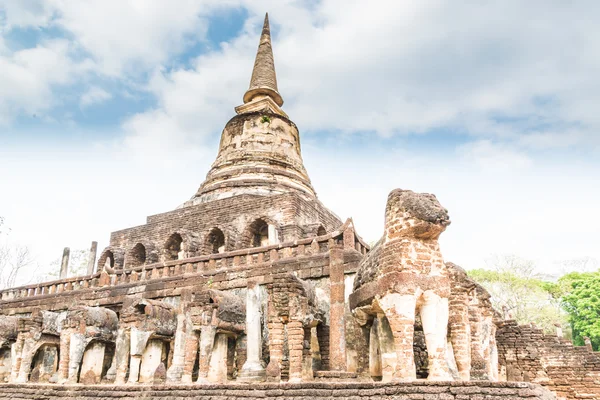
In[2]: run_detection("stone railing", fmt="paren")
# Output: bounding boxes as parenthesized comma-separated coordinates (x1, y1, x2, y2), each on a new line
(0, 225, 368, 302)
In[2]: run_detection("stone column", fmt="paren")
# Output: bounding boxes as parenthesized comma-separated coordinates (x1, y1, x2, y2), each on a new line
(287, 320, 304, 382)
(166, 313, 187, 382)
(9, 342, 19, 383)
(469, 305, 487, 379)
(114, 328, 130, 384)
(128, 328, 151, 383)
(369, 319, 382, 380)
(301, 327, 314, 381)
(329, 244, 346, 371)
(316, 324, 330, 370)
(197, 325, 217, 382)
(11, 335, 25, 382)
(267, 224, 277, 245)
(57, 331, 70, 382)
(207, 333, 228, 383)
(16, 335, 37, 383)
(449, 292, 471, 380)
(60, 247, 70, 279)
(266, 315, 284, 381)
(67, 333, 86, 383)
(87, 242, 98, 275)
(139, 339, 163, 383)
(181, 330, 199, 383)
(239, 282, 266, 381)
(79, 341, 105, 383)
(375, 314, 398, 382)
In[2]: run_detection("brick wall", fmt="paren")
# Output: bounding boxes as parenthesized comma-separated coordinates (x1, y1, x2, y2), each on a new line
(0, 381, 555, 400)
(497, 320, 600, 400)
(107, 193, 341, 269)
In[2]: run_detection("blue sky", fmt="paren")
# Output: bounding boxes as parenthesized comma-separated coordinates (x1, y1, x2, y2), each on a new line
(0, 0, 599, 283)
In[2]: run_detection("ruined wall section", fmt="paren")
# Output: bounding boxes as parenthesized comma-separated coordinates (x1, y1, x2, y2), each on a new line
(108, 193, 341, 269)
(497, 320, 600, 400)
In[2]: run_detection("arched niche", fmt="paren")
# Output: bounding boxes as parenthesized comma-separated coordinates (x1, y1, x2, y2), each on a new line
(29, 343, 59, 383)
(317, 226, 327, 236)
(206, 228, 226, 254)
(128, 243, 147, 268)
(164, 233, 184, 261)
(242, 218, 280, 248)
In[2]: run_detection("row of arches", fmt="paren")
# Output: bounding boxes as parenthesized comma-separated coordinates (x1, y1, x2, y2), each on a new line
(99, 218, 322, 271)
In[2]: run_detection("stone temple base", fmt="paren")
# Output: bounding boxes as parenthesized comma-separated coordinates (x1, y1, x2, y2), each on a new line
(0, 381, 556, 400)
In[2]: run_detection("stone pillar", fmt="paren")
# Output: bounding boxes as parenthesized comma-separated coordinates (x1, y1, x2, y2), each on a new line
(9, 342, 18, 382)
(114, 328, 130, 384)
(287, 320, 304, 382)
(469, 305, 487, 379)
(375, 314, 398, 382)
(268, 224, 279, 245)
(57, 332, 70, 382)
(128, 328, 151, 383)
(239, 282, 266, 381)
(316, 324, 330, 370)
(369, 319, 382, 380)
(584, 336, 593, 352)
(139, 339, 163, 383)
(449, 292, 471, 380)
(301, 327, 314, 381)
(60, 247, 70, 279)
(207, 333, 228, 382)
(10, 337, 23, 383)
(196, 325, 217, 382)
(329, 244, 346, 371)
(266, 316, 284, 381)
(67, 333, 86, 383)
(87, 241, 98, 275)
(181, 330, 199, 383)
(166, 313, 187, 382)
(555, 323, 563, 339)
(79, 341, 105, 384)
(16, 334, 37, 383)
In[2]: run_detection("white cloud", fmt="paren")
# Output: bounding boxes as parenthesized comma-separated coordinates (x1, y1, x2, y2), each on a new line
(79, 86, 111, 108)
(0, 38, 91, 124)
(457, 140, 532, 172)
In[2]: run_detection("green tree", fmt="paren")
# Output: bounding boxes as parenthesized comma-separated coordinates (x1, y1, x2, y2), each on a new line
(468, 255, 568, 334)
(557, 271, 600, 350)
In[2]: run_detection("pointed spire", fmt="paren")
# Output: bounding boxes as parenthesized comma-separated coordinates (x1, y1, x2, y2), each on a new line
(243, 13, 284, 107)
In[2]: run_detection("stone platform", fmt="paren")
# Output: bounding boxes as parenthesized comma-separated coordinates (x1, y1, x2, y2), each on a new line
(0, 381, 556, 400)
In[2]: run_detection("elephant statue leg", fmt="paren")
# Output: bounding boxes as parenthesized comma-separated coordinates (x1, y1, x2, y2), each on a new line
(420, 290, 451, 381)
(378, 293, 417, 381)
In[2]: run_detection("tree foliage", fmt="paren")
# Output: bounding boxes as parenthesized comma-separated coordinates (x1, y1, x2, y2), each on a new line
(468, 255, 568, 334)
(555, 271, 600, 350)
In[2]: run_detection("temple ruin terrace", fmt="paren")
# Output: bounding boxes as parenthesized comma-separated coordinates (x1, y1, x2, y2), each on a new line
(0, 13, 598, 400)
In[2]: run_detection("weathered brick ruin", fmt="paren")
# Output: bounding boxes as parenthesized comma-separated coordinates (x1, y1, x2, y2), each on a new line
(0, 12, 596, 400)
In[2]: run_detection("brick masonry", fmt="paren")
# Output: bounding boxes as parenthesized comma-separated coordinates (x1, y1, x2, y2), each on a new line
(0, 381, 556, 400)
(497, 320, 600, 400)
